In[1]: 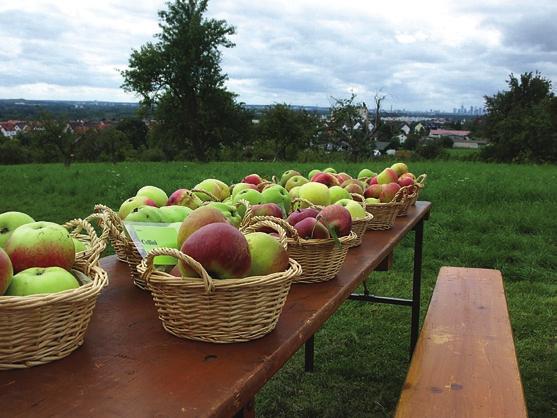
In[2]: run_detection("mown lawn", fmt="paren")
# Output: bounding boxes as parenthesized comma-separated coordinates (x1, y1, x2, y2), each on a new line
(1, 161, 556, 417)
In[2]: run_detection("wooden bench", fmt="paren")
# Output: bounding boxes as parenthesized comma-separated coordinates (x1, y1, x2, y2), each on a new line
(395, 267, 528, 418)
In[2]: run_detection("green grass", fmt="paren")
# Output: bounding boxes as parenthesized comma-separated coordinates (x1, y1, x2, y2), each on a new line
(1, 161, 556, 417)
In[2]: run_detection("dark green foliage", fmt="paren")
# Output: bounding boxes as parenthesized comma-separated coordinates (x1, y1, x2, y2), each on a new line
(121, 0, 251, 161)
(415, 140, 446, 159)
(115, 118, 148, 150)
(481, 71, 557, 162)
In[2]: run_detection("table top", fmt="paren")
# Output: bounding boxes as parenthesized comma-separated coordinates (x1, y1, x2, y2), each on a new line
(0, 202, 431, 418)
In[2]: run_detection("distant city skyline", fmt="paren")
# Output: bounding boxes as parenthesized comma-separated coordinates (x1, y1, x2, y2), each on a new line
(1, 1, 555, 111)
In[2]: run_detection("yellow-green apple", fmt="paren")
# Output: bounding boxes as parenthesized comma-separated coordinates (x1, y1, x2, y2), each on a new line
(391, 162, 409, 176)
(401, 172, 416, 181)
(336, 172, 352, 183)
(167, 188, 203, 209)
(72, 238, 88, 253)
(379, 183, 402, 203)
(194, 179, 230, 202)
(318, 205, 352, 237)
(335, 199, 367, 220)
(279, 170, 301, 187)
(398, 175, 414, 188)
(323, 167, 337, 174)
(262, 185, 291, 213)
(158, 206, 192, 223)
(6, 266, 79, 296)
(287, 208, 320, 226)
(5, 222, 75, 273)
(232, 189, 264, 206)
(118, 196, 157, 219)
(365, 198, 381, 205)
(308, 169, 321, 179)
(289, 186, 301, 200)
(251, 203, 284, 219)
(311, 172, 340, 187)
(284, 175, 309, 191)
(358, 168, 376, 180)
(376, 168, 399, 185)
(179, 223, 251, 279)
(364, 184, 382, 199)
(231, 183, 257, 198)
(125, 206, 163, 223)
(136, 186, 168, 207)
(0, 211, 35, 248)
(293, 217, 330, 239)
(299, 182, 330, 206)
(241, 174, 263, 185)
(329, 186, 351, 203)
(204, 202, 242, 227)
(177, 206, 228, 248)
(245, 232, 289, 276)
(0, 248, 13, 295)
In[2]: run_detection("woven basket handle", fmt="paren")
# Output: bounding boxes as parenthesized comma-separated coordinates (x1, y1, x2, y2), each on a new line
(393, 186, 409, 203)
(271, 175, 279, 184)
(94, 203, 125, 237)
(415, 174, 427, 187)
(236, 199, 253, 228)
(191, 188, 219, 202)
(63, 217, 105, 273)
(240, 219, 289, 250)
(141, 247, 216, 293)
(350, 193, 366, 208)
(85, 212, 110, 243)
(291, 197, 324, 211)
(246, 215, 300, 243)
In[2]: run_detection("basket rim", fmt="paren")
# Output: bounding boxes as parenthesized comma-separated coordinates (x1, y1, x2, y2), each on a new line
(287, 229, 358, 246)
(351, 211, 374, 225)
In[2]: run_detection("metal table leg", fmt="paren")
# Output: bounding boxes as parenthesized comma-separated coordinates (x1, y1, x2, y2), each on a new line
(410, 219, 424, 357)
(304, 335, 314, 372)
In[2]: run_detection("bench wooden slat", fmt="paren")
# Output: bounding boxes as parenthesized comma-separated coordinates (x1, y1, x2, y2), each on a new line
(395, 267, 528, 418)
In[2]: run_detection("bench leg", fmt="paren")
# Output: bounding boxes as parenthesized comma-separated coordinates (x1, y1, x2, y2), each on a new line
(304, 335, 314, 372)
(410, 218, 424, 357)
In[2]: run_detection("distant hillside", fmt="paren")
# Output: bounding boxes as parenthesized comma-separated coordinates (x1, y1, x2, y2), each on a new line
(0, 99, 141, 121)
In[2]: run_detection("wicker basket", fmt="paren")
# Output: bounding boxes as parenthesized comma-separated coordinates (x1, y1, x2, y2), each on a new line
(246, 216, 356, 284)
(65, 214, 109, 265)
(346, 193, 373, 248)
(137, 219, 302, 343)
(365, 187, 408, 230)
(0, 222, 108, 370)
(409, 174, 427, 207)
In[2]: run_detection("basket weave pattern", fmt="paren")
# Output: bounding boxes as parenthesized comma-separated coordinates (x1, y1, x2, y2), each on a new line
(365, 187, 407, 230)
(0, 219, 108, 370)
(410, 174, 427, 207)
(137, 220, 302, 343)
(349, 212, 374, 248)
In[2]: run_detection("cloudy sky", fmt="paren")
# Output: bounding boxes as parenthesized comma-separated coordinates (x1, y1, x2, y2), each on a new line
(0, 0, 556, 111)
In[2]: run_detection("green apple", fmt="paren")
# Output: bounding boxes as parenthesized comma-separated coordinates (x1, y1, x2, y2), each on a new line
(284, 175, 309, 191)
(6, 266, 80, 296)
(194, 179, 230, 202)
(279, 170, 301, 187)
(167, 189, 203, 209)
(289, 186, 301, 200)
(0, 211, 35, 248)
(322, 167, 337, 174)
(298, 182, 330, 206)
(391, 162, 409, 176)
(125, 206, 163, 223)
(136, 186, 168, 207)
(204, 202, 242, 227)
(336, 199, 367, 220)
(365, 197, 381, 205)
(232, 189, 264, 206)
(261, 185, 291, 214)
(328, 186, 351, 203)
(72, 238, 88, 253)
(358, 168, 376, 180)
(158, 206, 192, 223)
(245, 232, 290, 276)
(118, 195, 156, 219)
(231, 183, 257, 198)
(308, 169, 321, 179)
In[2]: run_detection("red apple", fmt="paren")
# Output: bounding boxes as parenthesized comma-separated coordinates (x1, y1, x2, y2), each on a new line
(364, 184, 382, 199)
(5, 222, 75, 273)
(167, 189, 203, 209)
(343, 183, 364, 195)
(318, 205, 352, 237)
(251, 203, 284, 219)
(293, 217, 330, 239)
(242, 174, 263, 185)
(177, 206, 228, 248)
(398, 175, 414, 188)
(369, 176, 378, 185)
(336, 172, 352, 183)
(287, 208, 320, 226)
(379, 183, 402, 203)
(310, 172, 340, 187)
(180, 223, 251, 279)
(0, 248, 13, 295)
(376, 168, 399, 185)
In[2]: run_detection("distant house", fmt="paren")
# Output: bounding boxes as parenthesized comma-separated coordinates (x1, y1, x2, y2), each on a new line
(414, 122, 425, 134)
(428, 129, 471, 140)
(395, 133, 407, 144)
(400, 124, 411, 135)
(0, 120, 26, 138)
(452, 139, 488, 149)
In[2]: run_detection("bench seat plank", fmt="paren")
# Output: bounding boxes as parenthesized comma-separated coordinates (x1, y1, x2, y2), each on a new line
(395, 267, 527, 418)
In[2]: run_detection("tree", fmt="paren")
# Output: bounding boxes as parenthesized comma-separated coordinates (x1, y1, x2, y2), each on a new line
(27, 117, 79, 166)
(481, 71, 557, 162)
(115, 118, 148, 150)
(121, 0, 247, 161)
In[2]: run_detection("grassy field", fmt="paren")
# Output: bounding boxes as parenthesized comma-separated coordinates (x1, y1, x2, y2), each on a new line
(1, 161, 556, 417)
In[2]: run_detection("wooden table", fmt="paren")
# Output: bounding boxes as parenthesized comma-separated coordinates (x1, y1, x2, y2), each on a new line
(0, 202, 431, 418)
